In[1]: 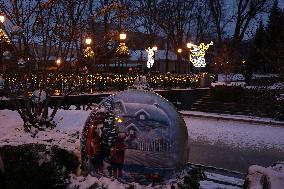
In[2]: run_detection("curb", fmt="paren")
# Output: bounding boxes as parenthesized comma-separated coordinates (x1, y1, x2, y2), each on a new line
(180, 112, 284, 127)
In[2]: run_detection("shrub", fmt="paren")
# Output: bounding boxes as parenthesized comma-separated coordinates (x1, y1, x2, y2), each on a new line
(275, 100, 284, 120)
(0, 144, 80, 189)
(212, 86, 243, 102)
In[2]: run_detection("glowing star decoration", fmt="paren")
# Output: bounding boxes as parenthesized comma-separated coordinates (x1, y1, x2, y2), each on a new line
(146, 47, 155, 68)
(189, 41, 213, 67)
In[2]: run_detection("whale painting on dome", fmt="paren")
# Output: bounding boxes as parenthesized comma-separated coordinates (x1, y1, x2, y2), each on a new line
(81, 90, 188, 183)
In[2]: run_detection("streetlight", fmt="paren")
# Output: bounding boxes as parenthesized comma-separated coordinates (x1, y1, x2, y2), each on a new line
(56, 59, 61, 66)
(119, 32, 127, 41)
(186, 42, 194, 73)
(0, 15, 4, 24)
(85, 37, 92, 45)
(186, 42, 194, 49)
(117, 32, 128, 73)
(177, 48, 183, 73)
(152, 45, 158, 51)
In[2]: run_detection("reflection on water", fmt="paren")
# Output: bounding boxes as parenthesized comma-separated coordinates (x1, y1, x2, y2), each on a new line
(188, 141, 284, 173)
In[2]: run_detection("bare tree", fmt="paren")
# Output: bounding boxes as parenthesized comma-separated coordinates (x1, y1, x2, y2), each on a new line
(134, 0, 160, 45)
(0, 0, 90, 131)
(208, 0, 231, 44)
(155, 0, 196, 73)
(87, 0, 134, 71)
(232, 0, 272, 44)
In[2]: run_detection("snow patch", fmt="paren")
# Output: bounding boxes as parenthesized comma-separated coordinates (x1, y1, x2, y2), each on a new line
(246, 163, 284, 189)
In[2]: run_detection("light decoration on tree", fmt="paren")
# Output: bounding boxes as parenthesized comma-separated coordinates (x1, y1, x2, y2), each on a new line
(115, 43, 129, 58)
(83, 47, 94, 58)
(146, 46, 158, 68)
(0, 29, 11, 43)
(189, 41, 213, 67)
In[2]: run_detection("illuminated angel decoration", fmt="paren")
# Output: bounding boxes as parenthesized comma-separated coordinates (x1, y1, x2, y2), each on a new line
(189, 41, 213, 67)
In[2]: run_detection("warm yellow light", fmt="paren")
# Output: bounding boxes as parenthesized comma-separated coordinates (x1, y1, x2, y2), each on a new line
(177, 48, 182, 53)
(0, 15, 4, 23)
(85, 37, 92, 45)
(152, 46, 158, 51)
(187, 42, 193, 49)
(83, 47, 94, 57)
(115, 117, 123, 123)
(56, 59, 61, 65)
(119, 33, 127, 40)
(54, 89, 60, 96)
(242, 60, 246, 64)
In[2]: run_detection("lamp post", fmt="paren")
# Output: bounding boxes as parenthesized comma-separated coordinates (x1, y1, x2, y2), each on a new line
(0, 15, 4, 72)
(0, 14, 7, 73)
(117, 32, 127, 74)
(82, 36, 94, 73)
(177, 48, 182, 73)
(152, 45, 158, 71)
(186, 42, 194, 73)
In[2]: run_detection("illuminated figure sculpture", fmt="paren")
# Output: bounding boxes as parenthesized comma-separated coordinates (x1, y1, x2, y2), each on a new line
(146, 47, 155, 68)
(189, 41, 213, 67)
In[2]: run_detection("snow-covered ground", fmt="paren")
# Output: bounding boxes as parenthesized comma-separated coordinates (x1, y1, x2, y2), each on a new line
(1, 109, 284, 188)
(181, 110, 284, 125)
(212, 73, 284, 89)
(217, 73, 279, 82)
(0, 109, 91, 157)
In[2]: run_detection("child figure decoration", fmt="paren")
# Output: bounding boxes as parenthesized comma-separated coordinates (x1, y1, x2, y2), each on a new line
(189, 41, 213, 67)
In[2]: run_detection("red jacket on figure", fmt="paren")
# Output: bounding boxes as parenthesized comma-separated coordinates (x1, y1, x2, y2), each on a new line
(92, 132, 102, 155)
(111, 139, 126, 164)
(86, 125, 96, 156)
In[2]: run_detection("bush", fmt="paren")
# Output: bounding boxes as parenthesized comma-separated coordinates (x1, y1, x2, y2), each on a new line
(0, 144, 80, 189)
(275, 100, 284, 120)
(212, 86, 243, 102)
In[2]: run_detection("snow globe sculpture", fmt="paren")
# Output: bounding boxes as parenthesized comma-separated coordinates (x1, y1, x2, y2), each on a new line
(81, 90, 188, 183)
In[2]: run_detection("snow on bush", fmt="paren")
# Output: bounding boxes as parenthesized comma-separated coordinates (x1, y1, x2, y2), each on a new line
(244, 163, 284, 189)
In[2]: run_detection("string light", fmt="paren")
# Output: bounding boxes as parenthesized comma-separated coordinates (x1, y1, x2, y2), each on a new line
(0, 29, 11, 43)
(4, 73, 214, 96)
(116, 43, 129, 58)
(83, 47, 94, 58)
